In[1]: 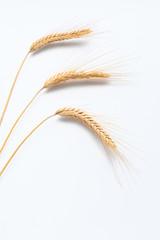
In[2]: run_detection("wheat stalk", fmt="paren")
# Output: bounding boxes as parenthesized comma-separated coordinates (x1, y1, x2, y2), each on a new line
(0, 108, 123, 176)
(0, 68, 112, 154)
(0, 52, 29, 125)
(0, 28, 92, 125)
(0, 114, 56, 176)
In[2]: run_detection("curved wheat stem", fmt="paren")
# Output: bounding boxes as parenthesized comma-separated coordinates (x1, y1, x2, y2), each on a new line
(0, 107, 123, 176)
(0, 52, 29, 125)
(0, 69, 111, 154)
(0, 28, 92, 126)
(0, 88, 44, 153)
(0, 114, 55, 176)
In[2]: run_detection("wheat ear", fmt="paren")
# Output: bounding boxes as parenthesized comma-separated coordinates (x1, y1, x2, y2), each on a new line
(55, 107, 131, 177)
(30, 29, 92, 52)
(55, 107, 117, 150)
(0, 28, 92, 126)
(44, 71, 110, 88)
(0, 107, 119, 176)
(0, 69, 111, 154)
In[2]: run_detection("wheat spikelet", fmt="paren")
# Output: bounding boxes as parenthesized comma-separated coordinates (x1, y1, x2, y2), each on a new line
(44, 70, 110, 88)
(30, 29, 92, 52)
(55, 107, 117, 150)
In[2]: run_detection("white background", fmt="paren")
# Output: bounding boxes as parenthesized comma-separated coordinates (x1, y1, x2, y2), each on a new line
(0, 0, 160, 239)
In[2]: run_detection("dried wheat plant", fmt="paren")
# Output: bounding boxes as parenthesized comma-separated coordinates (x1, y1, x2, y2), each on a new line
(0, 27, 92, 125)
(0, 107, 131, 177)
(0, 54, 124, 154)
(30, 28, 92, 52)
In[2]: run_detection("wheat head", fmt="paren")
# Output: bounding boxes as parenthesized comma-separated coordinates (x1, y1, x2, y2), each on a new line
(55, 107, 134, 181)
(43, 70, 110, 88)
(55, 107, 116, 150)
(30, 29, 92, 52)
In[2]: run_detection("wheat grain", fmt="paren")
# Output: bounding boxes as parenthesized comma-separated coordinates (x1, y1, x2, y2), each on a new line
(30, 29, 92, 52)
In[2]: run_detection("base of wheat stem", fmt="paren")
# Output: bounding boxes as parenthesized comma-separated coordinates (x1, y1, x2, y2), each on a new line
(0, 114, 55, 176)
(0, 87, 44, 153)
(0, 52, 29, 125)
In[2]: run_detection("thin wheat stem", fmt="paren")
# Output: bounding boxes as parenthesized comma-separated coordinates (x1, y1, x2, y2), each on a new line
(0, 87, 44, 153)
(0, 114, 55, 176)
(0, 52, 29, 125)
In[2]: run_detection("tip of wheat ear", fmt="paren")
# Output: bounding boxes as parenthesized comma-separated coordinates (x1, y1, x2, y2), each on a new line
(55, 107, 117, 151)
(43, 71, 110, 88)
(30, 28, 92, 52)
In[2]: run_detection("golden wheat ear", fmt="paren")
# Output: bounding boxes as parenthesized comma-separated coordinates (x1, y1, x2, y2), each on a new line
(0, 108, 132, 177)
(0, 53, 122, 154)
(30, 28, 92, 52)
(0, 27, 92, 126)
(55, 107, 134, 179)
